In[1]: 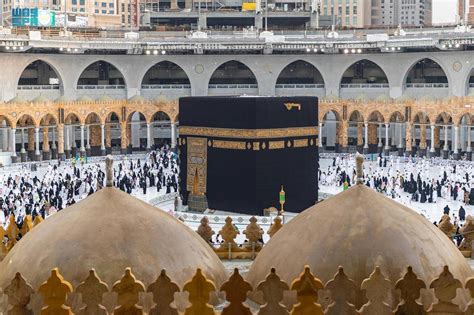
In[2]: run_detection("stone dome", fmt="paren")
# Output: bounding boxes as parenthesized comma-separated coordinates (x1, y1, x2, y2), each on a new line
(247, 184, 472, 305)
(128, 94, 146, 103)
(97, 94, 114, 101)
(0, 187, 227, 289)
(54, 95, 69, 103)
(7, 95, 25, 104)
(32, 94, 49, 104)
(76, 95, 93, 102)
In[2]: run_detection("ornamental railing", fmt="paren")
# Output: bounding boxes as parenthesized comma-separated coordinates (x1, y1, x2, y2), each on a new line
(17, 85, 60, 90)
(275, 83, 325, 88)
(208, 84, 258, 89)
(141, 84, 191, 89)
(76, 85, 126, 90)
(405, 83, 449, 88)
(0, 264, 472, 314)
(340, 83, 389, 88)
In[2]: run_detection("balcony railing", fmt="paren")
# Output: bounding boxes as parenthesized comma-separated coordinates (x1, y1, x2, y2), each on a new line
(340, 83, 389, 88)
(17, 85, 60, 90)
(208, 84, 258, 89)
(77, 85, 126, 90)
(406, 83, 449, 88)
(141, 84, 191, 89)
(276, 83, 325, 88)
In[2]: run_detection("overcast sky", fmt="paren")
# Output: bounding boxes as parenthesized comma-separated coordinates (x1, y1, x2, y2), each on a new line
(432, 0, 457, 24)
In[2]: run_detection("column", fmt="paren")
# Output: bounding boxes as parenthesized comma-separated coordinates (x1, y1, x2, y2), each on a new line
(57, 123, 65, 160)
(2, 125, 8, 152)
(100, 124, 106, 154)
(80, 124, 85, 152)
(467, 125, 472, 160)
(454, 124, 460, 159)
(397, 123, 403, 149)
(120, 122, 128, 154)
(34, 127, 40, 160)
(443, 125, 449, 151)
(171, 122, 177, 149)
(146, 123, 151, 150)
(11, 128, 16, 158)
(384, 123, 390, 151)
(318, 122, 323, 147)
(363, 122, 368, 150)
(65, 125, 70, 153)
(430, 124, 435, 153)
(420, 125, 426, 150)
(42, 126, 50, 160)
(20, 128, 25, 152)
(339, 120, 348, 152)
(86, 125, 91, 150)
(51, 127, 57, 150)
(356, 123, 363, 148)
(377, 123, 382, 148)
(405, 123, 412, 155)
(467, 126, 472, 152)
(27, 128, 34, 157)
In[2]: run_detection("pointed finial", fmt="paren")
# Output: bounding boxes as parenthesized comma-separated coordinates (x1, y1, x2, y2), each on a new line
(105, 155, 114, 187)
(356, 152, 364, 185)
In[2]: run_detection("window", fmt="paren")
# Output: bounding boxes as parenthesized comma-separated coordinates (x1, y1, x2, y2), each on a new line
(109, 9, 114, 13)
(102, 9, 106, 13)
(109, 2, 114, 7)
(353, 6, 357, 14)
(345, 6, 349, 14)
(79, 7, 84, 11)
(353, 16, 357, 24)
(95, 9, 99, 13)
(102, 2, 106, 7)
(80, 0, 84, 4)
(71, 0, 76, 4)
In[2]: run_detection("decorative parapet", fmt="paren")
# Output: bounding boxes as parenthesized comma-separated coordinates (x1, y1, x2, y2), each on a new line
(0, 265, 472, 314)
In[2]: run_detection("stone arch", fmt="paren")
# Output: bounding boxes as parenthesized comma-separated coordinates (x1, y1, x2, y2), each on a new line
(435, 112, 453, 124)
(404, 58, 449, 86)
(106, 111, 121, 123)
(0, 115, 13, 128)
(208, 60, 258, 86)
(389, 111, 405, 123)
(39, 113, 58, 126)
(340, 59, 389, 86)
(65, 113, 82, 125)
(141, 61, 191, 86)
(466, 68, 474, 92)
(17, 60, 63, 92)
(151, 111, 172, 123)
(348, 110, 364, 122)
(77, 60, 126, 87)
(458, 113, 473, 125)
(275, 60, 325, 85)
(149, 111, 172, 147)
(321, 109, 341, 149)
(17, 114, 37, 128)
(367, 111, 385, 123)
(413, 112, 431, 124)
(85, 112, 103, 125)
(127, 111, 147, 151)
(321, 109, 342, 122)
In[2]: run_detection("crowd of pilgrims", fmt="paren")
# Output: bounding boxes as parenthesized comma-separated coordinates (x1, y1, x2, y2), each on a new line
(0, 146, 180, 234)
(319, 153, 474, 245)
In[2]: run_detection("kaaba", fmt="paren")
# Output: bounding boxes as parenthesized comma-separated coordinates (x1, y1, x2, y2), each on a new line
(178, 96, 318, 215)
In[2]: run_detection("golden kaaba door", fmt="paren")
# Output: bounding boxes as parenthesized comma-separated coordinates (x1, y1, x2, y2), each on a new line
(186, 137, 207, 195)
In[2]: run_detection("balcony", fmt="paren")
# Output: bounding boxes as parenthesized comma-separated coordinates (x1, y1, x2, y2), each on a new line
(17, 85, 60, 90)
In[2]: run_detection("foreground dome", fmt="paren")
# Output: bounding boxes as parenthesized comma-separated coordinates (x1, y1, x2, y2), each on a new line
(0, 187, 227, 288)
(247, 184, 472, 304)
